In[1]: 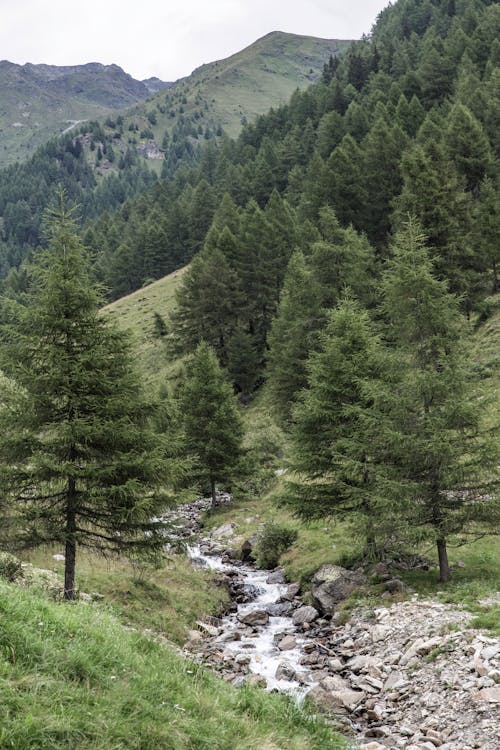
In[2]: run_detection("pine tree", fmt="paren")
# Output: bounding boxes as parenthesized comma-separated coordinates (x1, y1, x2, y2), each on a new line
(285, 297, 390, 557)
(266, 251, 324, 424)
(0, 199, 171, 600)
(179, 342, 243, 506)
(380, 219, 499, 581)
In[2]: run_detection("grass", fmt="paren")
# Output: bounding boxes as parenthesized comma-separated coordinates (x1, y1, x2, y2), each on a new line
(102, 266, 187, 391)
(22, 546, 228, 645)
(0, 580, 348, 750)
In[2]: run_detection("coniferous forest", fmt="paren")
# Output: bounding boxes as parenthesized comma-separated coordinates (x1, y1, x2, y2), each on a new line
(0, 1, 499, 749)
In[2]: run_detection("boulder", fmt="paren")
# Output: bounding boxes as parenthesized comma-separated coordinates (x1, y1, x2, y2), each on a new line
(275, 662, 297, 681)
(266, 569, 286, 584)
(265, 601, 294, 617)
(278, 635, 297, 650)
(281, 582, 301, 601)
(292, 605, 319, 625)
(238, 610, 269, 626)
(311, 564, 366, 615)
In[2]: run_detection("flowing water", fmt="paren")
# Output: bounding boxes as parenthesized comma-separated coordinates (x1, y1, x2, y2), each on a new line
(188, 544, 312, 697)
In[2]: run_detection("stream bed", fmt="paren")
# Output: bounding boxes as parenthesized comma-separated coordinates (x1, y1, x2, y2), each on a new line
(188, 543, 313, 697)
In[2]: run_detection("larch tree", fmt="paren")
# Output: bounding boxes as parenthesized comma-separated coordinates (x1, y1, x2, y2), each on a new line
(179, 342, 243, 507)
(285, 297, 391, 558)
(0, 198, 172, 600)
(380, 218, 499, 581)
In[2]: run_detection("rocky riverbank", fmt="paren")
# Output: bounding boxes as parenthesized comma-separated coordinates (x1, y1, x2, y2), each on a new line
(164, 497, 499, 750)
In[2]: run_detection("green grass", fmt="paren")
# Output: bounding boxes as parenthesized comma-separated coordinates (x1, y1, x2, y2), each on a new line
(123, 32, 351, 151)
(22, 546, 228, 645)
(0, 580, 348, 750)
(102, 266, 187, 391)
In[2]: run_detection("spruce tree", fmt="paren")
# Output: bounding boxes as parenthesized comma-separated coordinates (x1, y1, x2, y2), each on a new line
(179, 342, 243, 506)
(380, 219, 499, 581)
(285, 297, 390, 557)
(0, 199, 171, 600)
(266, 251, 324, 424)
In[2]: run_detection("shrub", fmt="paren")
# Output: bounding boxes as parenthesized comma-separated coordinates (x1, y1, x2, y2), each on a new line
(0, 551, 22, 581)
(254, 522, 298, 569)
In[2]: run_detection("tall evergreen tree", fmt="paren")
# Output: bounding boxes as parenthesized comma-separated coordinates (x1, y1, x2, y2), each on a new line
(0, 199, 171, 600)
(266, 251, 324, 424)
(380, 219, 499, 581)
(285, 297, 390, 557)
(179, 342, 243, 506)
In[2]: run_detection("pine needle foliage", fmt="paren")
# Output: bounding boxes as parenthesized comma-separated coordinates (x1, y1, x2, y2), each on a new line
(0, 196, 172, 599)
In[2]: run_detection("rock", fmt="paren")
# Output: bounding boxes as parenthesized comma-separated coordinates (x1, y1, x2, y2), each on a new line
(281, 582, 301, 600)
(370, 624, 391, 643)
(277, 635, 297, 651)
(275, 662, 296, 681)
(265, 601, 294, 617)
(52, 553, 65, 561)
(384, 578, 406, 594)
(238, 610, 269, 627)
(212, 522, 236, 538)
(320, 674, 350, 692)
(471, 686, 500, 703)
(329, 688, 366, 710)
(235, 653, 251, 665)
(311, 564, 366, 615)
(481, 645, 499, 661)
(360, 743, 387, 750)
(292, 605, 319, 625)
(383, 671, 407, 691)
(328, 657, 344, 672)
(266, 569, 286, 584)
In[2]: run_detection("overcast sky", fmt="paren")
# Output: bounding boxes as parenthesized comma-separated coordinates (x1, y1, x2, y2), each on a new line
(1, 0, 390, 82)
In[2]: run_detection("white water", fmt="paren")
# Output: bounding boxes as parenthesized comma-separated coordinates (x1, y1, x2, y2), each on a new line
(188, 545, 312, 697)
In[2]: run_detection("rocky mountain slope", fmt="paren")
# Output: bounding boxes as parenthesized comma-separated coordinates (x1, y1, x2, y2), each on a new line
(0, 60, 169, 166)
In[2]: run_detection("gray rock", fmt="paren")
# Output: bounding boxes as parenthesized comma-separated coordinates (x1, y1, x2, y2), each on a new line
(281, 582, 301, 601)
(275, 662, 296, 681)
(311, 564, 366, 615)
(238, 610, 269, 626)
(265, 601, 294, 617)
(278, 635, 297, 650)
(292, 605, 319, 625)
(266, 569, 286, 584)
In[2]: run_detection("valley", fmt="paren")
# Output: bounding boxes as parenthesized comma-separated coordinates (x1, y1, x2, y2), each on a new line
(0, 0, 499, 748)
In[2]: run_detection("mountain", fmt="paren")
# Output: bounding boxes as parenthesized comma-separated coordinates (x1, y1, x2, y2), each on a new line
(121, 31, 351, 145)
(0, 31, 350, 278)
(0, 60, 169, 167)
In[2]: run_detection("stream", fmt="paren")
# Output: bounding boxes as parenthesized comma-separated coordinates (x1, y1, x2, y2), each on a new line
(187, 543, 314, 698)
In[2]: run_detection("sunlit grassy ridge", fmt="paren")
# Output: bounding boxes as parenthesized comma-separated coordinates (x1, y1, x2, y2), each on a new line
(0, 580, 347, 750)
(124, 32, 351, 143)
(102, 266, 187, 390)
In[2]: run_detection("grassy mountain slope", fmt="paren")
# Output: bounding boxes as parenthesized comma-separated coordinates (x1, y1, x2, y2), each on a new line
(102, 267, 187, 389)
(0, 579, 345, 750)
(0, 61, 168, 167)
(106, 32, 351, 163)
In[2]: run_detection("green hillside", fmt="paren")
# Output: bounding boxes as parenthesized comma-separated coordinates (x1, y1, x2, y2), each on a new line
(0, 61, 168, 167)
(102, 267, 187, 389)
(0, 579, 344, 750)
(121, 32, 351, 147)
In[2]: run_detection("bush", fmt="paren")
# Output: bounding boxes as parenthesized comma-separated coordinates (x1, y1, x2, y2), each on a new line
(254, 522, 298, 569)
(0, 551, 22, 581)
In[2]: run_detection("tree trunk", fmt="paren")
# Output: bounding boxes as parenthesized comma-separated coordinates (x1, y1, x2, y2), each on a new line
(437, 537, 450, 582)
(210, 477, 217, 509)
(64, 478, 77, 601)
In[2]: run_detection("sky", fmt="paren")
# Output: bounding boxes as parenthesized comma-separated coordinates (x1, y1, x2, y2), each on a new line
(0, 0, 390, 82)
